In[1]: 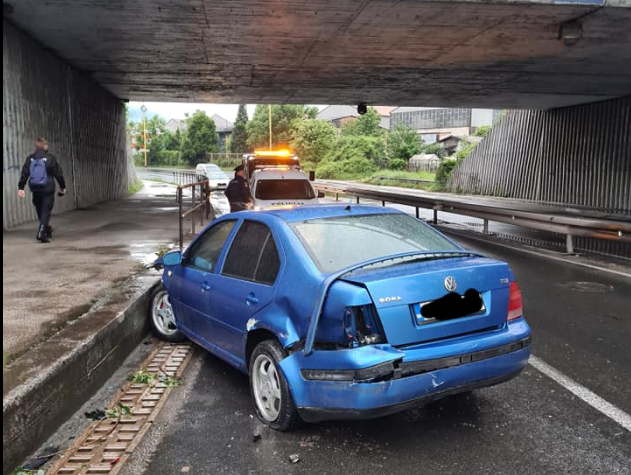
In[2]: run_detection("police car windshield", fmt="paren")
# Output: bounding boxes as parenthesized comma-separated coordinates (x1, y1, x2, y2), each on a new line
(255, 180, 315, 200)
(290, 213, 458, 273)
(208, 172, 226, 179)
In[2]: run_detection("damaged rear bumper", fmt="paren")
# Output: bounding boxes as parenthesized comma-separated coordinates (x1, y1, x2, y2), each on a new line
(280, 319, 531, 422)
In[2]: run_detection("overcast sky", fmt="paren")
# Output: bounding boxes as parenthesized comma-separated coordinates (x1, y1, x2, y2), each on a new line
(128, 102, 326, 123)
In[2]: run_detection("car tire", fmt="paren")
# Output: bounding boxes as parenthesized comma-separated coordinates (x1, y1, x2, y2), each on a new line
(249, 340, 302, 431)
(149, 284, 186, 343)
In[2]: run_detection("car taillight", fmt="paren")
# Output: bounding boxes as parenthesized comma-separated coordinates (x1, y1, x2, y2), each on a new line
(507, 282, 523, 321)
(343, 305, 384, 348)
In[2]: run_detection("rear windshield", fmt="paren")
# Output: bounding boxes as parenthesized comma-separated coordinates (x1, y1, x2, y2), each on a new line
(255, 179, 315, 200)
(291, 213, 459, 273)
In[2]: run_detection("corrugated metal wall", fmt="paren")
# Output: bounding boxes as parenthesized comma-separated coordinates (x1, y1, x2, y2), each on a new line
(447, 96, 631, 257)
(448, 96, 631, 214)
(3, 20, 127, 229)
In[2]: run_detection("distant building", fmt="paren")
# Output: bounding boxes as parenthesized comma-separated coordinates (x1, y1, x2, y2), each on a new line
(317, 105, 394, 130)
(211, 114, 234, 152)
(390, 107, 502, 144)
(438, 134, 484, 155)
(164, 118, 187, 133)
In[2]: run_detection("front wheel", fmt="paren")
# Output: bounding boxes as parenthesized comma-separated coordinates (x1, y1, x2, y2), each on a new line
(249, 340, 301, 431)
(149, 285, 186, 342)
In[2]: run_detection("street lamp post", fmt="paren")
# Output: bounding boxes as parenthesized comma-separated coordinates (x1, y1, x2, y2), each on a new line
(141, 104, 148, 167)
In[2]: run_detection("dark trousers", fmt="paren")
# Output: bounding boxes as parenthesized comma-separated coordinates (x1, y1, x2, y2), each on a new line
(229, 202, 249, 212)
(32, 191, 55, 229)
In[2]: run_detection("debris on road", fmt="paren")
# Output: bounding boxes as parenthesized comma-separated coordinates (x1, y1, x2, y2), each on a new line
(84, 409, 106, 421)
(21, 445, 59, 470)
(289, 454, 301, 464)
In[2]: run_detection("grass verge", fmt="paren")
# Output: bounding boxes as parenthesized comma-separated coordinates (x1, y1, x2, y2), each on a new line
(128, 179, 144, 195)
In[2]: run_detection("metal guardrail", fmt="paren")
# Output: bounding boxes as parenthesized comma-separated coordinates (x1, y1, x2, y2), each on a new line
(372, 176, 436, 184)
(176, 179, 212, 250)
(313, 180, 631, 254)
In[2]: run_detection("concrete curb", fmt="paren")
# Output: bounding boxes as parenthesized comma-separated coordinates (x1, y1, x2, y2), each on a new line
(2, 274, 159, 475)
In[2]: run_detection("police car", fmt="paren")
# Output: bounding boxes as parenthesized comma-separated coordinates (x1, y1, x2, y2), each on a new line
(250, 167, 322, 209)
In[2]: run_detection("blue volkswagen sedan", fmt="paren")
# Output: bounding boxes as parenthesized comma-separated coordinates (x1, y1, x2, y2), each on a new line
(150, 205, 531, 430)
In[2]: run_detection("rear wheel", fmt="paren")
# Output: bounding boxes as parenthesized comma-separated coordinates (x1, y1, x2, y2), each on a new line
(149, 285, 186, 342)
(249, 340, 301, 431)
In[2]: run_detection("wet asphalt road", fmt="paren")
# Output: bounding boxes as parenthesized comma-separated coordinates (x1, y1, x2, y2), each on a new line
(120, 232, 631, 475)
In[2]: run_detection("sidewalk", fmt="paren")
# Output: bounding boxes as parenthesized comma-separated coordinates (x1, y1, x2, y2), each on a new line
(3, 180, 218, 472)
(2, 180, 184, 373)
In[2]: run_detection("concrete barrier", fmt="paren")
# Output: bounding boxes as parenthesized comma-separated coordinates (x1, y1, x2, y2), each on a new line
(2, 275, 158, 474)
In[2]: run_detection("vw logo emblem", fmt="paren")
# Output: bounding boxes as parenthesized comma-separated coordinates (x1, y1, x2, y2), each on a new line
(444, 276, 457, 292)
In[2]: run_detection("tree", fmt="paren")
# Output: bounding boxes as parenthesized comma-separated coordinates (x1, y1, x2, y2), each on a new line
(388, 124, 422, 161)
(229, 104, 249, 153)
(316, 135, 385, 178)
(246, 105, 317, 150)
(341, 107, 382, 137)
(180, 111, 220, 166)
(290, 119, 338, 167)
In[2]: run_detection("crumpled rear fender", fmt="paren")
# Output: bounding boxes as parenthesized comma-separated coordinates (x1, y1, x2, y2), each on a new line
(244, 315, 301, 350)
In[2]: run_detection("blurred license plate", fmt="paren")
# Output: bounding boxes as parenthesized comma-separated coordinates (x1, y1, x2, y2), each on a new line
(412, 303, 437, 326)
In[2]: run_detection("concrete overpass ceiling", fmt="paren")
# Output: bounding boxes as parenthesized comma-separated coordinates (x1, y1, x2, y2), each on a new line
(4, 0, 631, 109)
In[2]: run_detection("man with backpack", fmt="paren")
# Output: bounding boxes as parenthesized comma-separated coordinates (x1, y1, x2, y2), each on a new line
(17, 138, 67, 242)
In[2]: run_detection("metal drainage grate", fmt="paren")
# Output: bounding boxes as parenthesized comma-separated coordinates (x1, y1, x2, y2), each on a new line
(47, 343, 193, 475)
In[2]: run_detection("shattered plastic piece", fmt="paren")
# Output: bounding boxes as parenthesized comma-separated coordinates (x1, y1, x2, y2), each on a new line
(289, 454, 300, 464)
(252, 434, 262, 443)
(181, 466, 191, 473)
(22, 446, 59, 469)
(84, 409, 106, 420)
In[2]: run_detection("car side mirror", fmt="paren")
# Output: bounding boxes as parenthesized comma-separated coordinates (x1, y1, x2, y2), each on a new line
(318, 191, 326, 199)
(162, 250, 183, 266)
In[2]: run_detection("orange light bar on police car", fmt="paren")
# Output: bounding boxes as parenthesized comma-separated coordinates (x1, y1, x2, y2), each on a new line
(254, 149, 293, 157)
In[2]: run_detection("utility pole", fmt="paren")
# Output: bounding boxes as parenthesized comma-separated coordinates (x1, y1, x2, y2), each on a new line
(268, 104, 272, 151)
(141, 104, 148, 167)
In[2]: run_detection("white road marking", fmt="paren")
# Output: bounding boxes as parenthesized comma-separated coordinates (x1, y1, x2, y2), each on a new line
(529, 355, 631, 432)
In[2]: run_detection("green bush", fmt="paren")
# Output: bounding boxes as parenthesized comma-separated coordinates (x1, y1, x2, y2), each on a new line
(436, 158, 460, 185)
(156, 150, 181, 166)
(316, 156, 377, 179)
(387, 158, 408, 171)
(210, 156, 242, 169)
(419, 143, 446, 159)
(473, 125, 491, 137)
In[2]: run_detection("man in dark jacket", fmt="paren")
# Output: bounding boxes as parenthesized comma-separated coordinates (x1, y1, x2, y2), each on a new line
(224, 164, 252, 212)
(17, 138, 67, 242)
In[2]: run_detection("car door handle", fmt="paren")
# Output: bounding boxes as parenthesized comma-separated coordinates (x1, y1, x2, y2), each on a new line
(245, 293, 259, 305)
(201, 282, 211, 292)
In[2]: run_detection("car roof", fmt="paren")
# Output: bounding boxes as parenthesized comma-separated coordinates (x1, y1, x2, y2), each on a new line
(237, 204, 404, 223)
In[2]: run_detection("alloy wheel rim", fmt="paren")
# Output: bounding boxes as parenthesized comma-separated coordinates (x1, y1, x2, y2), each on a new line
(152, 292, 177, 336)
(252, 354, 282, 422)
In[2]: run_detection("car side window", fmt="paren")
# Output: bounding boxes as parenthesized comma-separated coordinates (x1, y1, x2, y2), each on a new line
(255, 235, 281, 285)
(222, 221, 280, 285)
(184, 220, 236, 272)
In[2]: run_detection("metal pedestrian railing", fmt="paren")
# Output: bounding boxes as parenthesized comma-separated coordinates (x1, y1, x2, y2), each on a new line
(313, 180, 631, 254)
(176, 179, 212, 250)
